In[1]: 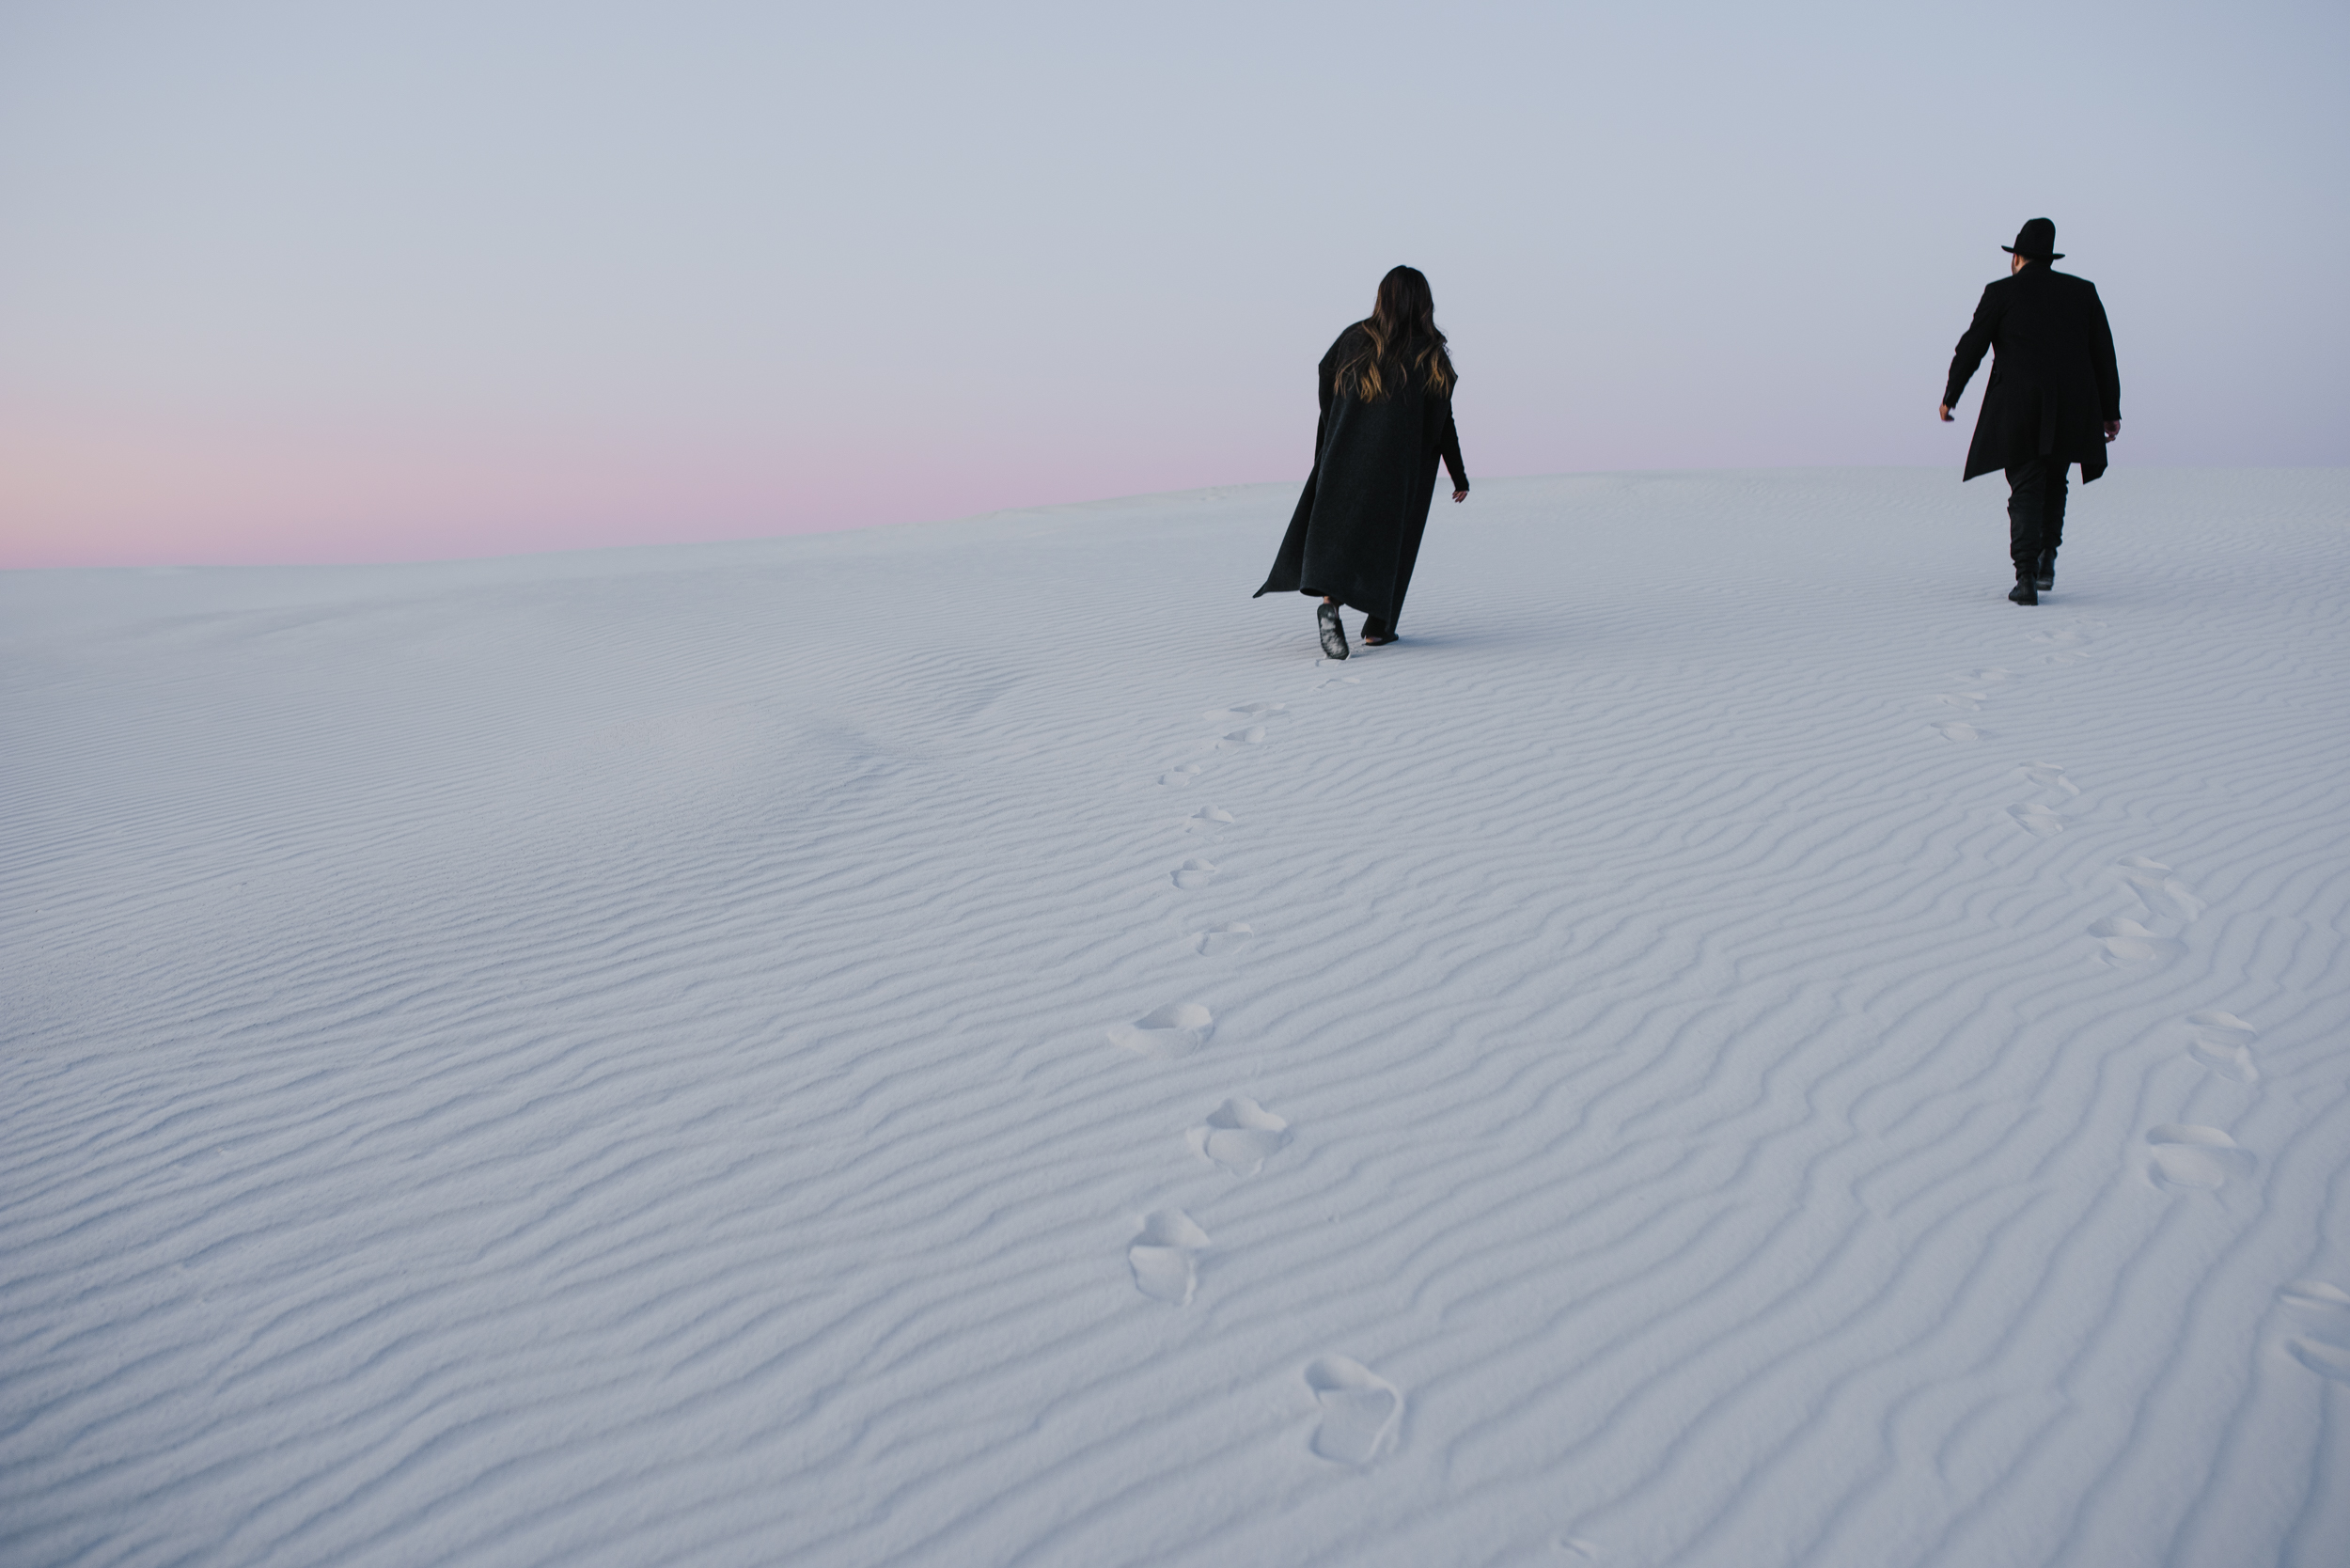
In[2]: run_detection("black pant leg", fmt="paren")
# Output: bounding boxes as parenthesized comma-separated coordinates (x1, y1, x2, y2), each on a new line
(2004, 460, 2048, 572)
(2043, 463, 2068, 562)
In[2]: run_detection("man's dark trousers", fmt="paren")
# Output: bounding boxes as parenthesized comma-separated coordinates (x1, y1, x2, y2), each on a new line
(2005, 458, 2066, 574)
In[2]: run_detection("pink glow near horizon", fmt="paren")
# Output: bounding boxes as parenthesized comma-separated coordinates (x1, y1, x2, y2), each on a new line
(1, 411, 1271, 569)
(3, 3, 2342, 571)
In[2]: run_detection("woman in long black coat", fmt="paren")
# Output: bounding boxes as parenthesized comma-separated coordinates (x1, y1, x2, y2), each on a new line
(1256, 266, 1468, 659)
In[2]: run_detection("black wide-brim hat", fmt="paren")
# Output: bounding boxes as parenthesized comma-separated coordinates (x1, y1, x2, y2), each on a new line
(2002, 217, 2063, 260)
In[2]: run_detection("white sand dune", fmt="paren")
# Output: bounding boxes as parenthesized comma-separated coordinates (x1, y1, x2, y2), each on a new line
(5, 467, 2348, 1566)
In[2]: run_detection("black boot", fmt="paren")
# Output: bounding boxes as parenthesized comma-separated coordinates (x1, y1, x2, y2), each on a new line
(1317, 600, 1350, 659)
(2008, 572, 2038, 605)
(2035, 550, 2055, 592)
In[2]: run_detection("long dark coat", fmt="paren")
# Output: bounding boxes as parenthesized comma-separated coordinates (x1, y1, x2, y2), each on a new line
(1944, 263, 2122, 482)
(1255, 324, 1468, 627)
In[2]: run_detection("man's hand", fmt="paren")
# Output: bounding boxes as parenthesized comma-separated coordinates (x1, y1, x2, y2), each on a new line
(2104, 420, 2121, 443)
(1938, 404, 1954, 422)
(1452, 490, 1467, 503)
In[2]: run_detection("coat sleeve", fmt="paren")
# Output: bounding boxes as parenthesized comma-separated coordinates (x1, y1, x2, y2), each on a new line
(2086, 283, 2120, 420)
(1943, 284, 2001, 408)
(1308, 335, 1348, 463)
(1437, 397, 1467, 492)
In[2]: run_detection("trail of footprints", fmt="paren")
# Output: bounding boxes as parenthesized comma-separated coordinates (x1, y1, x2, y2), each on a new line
(1930, 620, 2345, 1387)
(1928, 628, 2206, 976)
(1105, 605, 2342, 1460)
(1101, 665, 1401, 1466)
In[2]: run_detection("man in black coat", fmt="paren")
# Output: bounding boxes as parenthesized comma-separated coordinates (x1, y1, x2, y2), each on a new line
(1939, 218, 2122, 604)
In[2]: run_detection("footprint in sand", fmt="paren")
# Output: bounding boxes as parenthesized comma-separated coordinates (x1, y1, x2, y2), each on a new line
(2017, 760, 2081, 796)
(2279, 1281, 2350, 1382)
(2007, 804, 2065, 838)
(1190, 922, 1254, 956)
(1964, 667, 2013, 683)
(2089, 917, 2184, 967)
(1937, 692, 1989, 712)
(1181, 806, 1237, 833)
(2119, 855, 2204, 921)
(1128, 1210, 1211, 1305)
(1187, 1097, 1290, 1175)
(1204, 702, 1286, 724)
(2186, 1010, 2260, 1084)
(2028, 619, 2105, 648)
(1107, 1003, 1214, 1059)
(1303, 1356, 1403, 1466)
(2279, 1279, 2350, 1324)
(1214, 726, 1269, 748)
(1932, 721, 1984, 742)
(1160, 761, 1205, 787)
(1172, 857, 1218, 889)
(2027, 624, 2099, 665)
(2145, 1124, 2255, 1191)
(2287, 1339, 2350, 1383)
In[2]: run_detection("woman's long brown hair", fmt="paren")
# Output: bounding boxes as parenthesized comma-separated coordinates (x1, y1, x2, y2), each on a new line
(1334, 265, 1455, 402)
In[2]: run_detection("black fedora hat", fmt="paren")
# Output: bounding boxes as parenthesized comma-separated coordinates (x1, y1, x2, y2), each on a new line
(2002, 217, 2063, 260)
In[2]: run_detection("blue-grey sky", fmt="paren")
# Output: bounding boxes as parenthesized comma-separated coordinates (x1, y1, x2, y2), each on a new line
(3, 0, 2343, 565)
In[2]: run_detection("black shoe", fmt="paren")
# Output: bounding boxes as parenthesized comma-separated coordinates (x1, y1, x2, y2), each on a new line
(2009, 576, 2038, 605)
(2035, 552, 2055, 592)
(1317, 601, 1350, 659)
(1360, 615, 1395, 647)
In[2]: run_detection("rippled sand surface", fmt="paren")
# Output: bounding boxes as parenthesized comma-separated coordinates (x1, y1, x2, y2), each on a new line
(6, 468, 2348, 1566)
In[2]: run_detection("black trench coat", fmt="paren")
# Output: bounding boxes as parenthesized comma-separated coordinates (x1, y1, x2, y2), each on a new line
(1944, 263, 2122, 482)
(1255, 325, 1468, 627)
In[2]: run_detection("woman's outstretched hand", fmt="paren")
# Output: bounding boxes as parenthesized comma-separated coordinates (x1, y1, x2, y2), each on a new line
(1452, 490, 1468, 503)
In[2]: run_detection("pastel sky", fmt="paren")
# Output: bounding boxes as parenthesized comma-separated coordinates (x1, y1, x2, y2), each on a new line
(3, 1, 2343, 569)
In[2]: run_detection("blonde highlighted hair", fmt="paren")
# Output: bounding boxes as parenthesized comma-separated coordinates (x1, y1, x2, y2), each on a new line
(1335, 265, 1455, 402)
